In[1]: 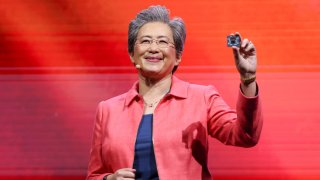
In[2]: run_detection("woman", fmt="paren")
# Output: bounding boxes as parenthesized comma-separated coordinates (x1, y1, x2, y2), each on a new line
(86, 5, 262, 180)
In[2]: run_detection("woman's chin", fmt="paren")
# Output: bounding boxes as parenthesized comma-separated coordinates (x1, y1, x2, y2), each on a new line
(141, 66, 162, 74)
(141, 70, 160, 76)
(140, 69, 169, 79)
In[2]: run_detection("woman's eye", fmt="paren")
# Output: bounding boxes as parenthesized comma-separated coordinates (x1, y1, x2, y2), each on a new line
(159, 40, 169, 45)
(141, 40, 151, 44)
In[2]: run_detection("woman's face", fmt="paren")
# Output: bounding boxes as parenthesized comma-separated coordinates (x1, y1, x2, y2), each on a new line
(130, 22, 181, 79)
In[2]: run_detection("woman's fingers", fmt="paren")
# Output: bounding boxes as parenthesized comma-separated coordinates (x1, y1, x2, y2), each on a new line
(117, 168, 136, 177)
(240, 38, 256, 57)
(110, 168, 136, 180)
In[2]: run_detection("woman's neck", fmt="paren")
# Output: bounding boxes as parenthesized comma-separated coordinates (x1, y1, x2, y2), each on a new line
(138, 73, 172, 100)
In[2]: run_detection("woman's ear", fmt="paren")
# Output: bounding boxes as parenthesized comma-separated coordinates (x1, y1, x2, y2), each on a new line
(175, 55, 182, 66)
(129, 53, 134, 64)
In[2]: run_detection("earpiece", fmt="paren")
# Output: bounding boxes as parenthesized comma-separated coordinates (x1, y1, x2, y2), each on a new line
(135, 64, 141, 69)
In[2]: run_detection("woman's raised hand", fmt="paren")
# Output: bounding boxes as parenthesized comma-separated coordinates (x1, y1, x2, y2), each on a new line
(231, 32, 257, 79)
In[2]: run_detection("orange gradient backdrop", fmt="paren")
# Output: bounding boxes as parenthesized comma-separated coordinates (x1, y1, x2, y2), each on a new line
(1, 0, 320, 179)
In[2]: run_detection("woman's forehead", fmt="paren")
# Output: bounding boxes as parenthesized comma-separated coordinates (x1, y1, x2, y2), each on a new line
(137, 22, 173, 39)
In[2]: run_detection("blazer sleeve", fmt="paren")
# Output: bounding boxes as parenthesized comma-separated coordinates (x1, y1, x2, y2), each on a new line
(86, 102, 112, 180)
(206, 84, 263, 147)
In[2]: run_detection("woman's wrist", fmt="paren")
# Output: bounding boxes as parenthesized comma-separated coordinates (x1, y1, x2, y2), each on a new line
(240, 79, 257, 97)
(240, 73, 256, 86)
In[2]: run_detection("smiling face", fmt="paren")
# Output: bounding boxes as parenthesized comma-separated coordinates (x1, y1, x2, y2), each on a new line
(130, 22, 181, 79)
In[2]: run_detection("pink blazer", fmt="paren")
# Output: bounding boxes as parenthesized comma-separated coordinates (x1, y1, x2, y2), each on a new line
(86, 76, 263, 180)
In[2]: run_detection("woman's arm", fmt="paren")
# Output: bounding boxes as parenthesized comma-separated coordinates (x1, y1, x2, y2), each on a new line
(86, 102, 111, 180)
(86, 102, 136, 180)
(206, 85, 263, 147)
(207, 33, 263, 146)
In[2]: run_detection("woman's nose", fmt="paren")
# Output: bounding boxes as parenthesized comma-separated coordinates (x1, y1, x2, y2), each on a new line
(148, 41, 160, 52)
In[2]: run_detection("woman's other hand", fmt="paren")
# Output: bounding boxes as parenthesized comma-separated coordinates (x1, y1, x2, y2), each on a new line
(107, 168, 136, 180)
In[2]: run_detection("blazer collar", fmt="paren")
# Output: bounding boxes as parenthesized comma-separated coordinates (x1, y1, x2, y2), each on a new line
(125, 75, 189, 106)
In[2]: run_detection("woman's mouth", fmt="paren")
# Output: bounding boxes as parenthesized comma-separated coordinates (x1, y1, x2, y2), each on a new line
(145, 56, 163, 62)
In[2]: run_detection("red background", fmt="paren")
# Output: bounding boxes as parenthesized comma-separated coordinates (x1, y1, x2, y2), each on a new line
(1, 0, 320, 179)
